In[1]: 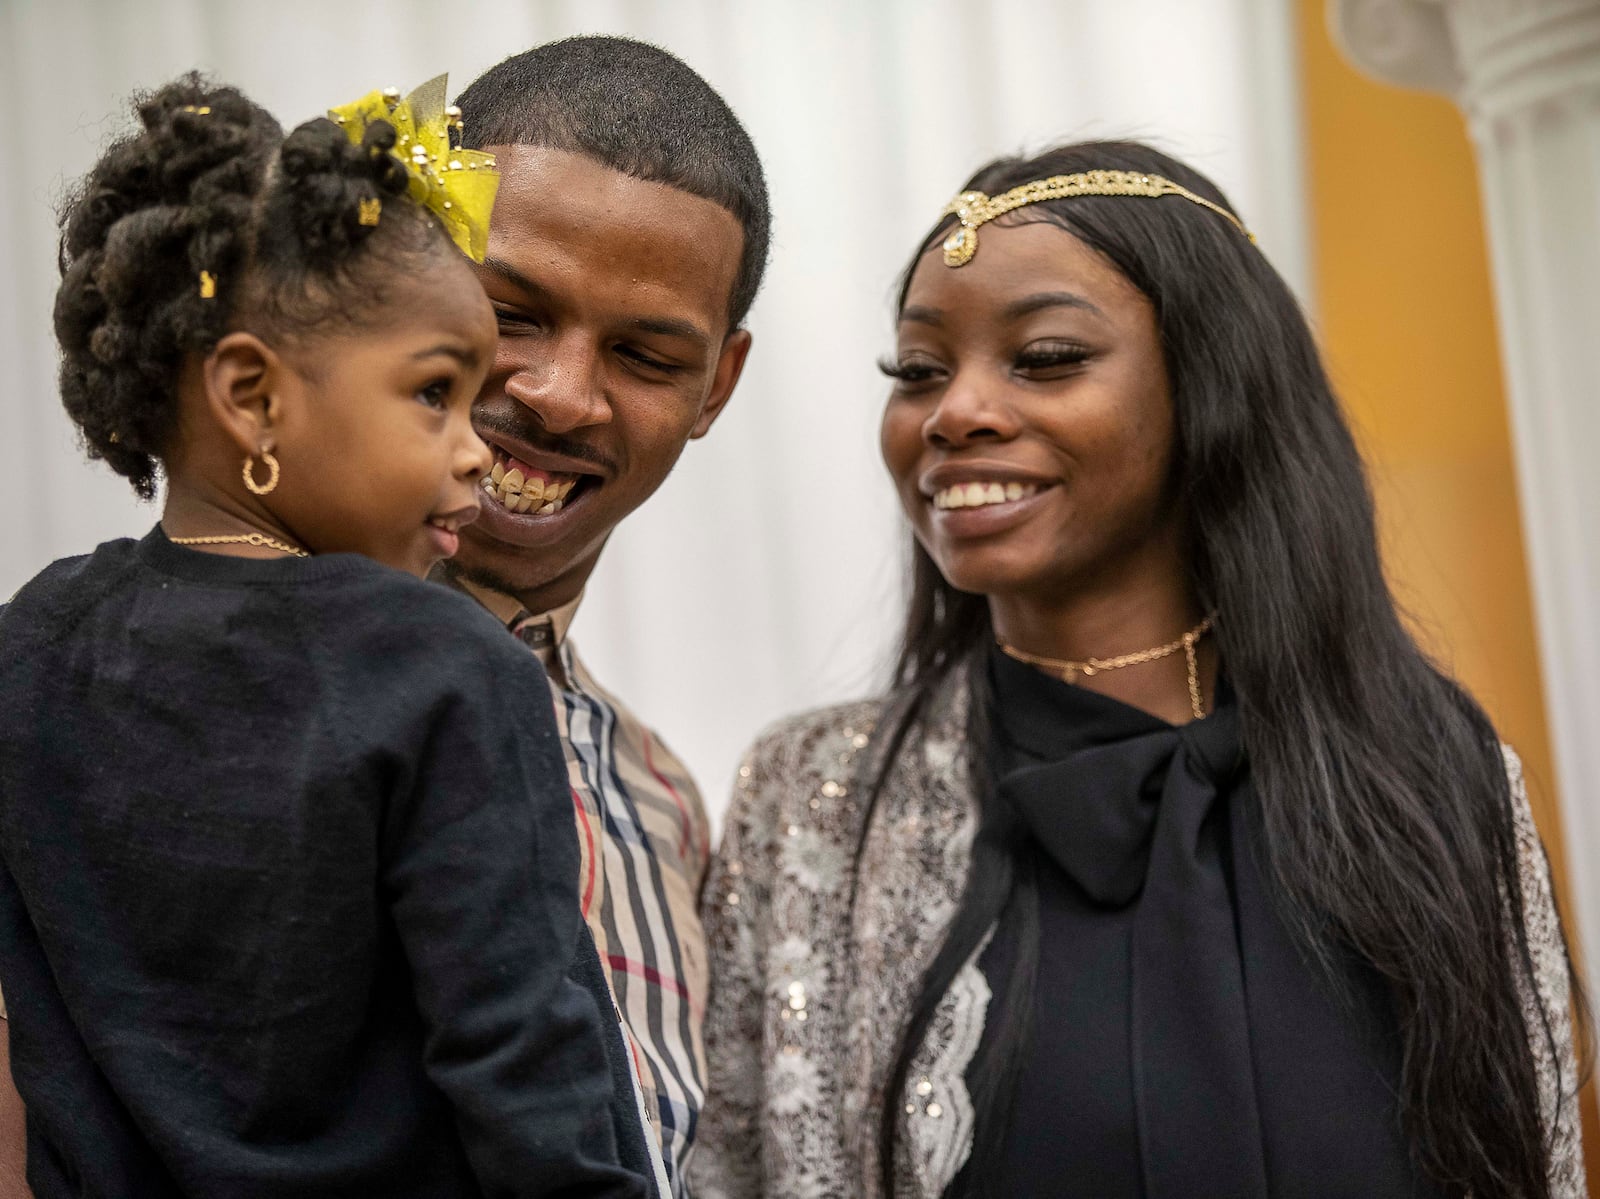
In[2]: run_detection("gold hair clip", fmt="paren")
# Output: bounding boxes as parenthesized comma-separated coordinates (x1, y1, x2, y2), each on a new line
(327, 74, 499, 261)
(357, 197, 382, 226)
(939, 169, 1255, 267)
(198, 270, 217, 299)
(181, 105, 211, 116)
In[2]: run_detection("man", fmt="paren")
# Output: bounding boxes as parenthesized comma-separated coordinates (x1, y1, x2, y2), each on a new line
(0, 34, 767, 1198)
(443, 36, 768, 1196)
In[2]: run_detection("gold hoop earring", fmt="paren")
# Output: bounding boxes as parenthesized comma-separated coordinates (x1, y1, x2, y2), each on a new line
(243, 451, 280, 497)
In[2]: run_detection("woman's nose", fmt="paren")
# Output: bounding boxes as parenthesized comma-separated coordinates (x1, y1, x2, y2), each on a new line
(922, 371, 1017, 447)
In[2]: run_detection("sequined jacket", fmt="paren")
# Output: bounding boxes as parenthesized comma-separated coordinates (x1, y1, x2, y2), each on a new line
(688, 675, 1587, 1199)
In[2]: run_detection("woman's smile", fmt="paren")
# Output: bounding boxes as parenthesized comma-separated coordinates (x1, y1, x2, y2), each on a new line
(882, 219, 1178, 603)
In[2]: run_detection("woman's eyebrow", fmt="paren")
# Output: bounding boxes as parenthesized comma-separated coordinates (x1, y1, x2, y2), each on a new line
(1003, 291, 1106, 321)
(899, 304, 943, 326)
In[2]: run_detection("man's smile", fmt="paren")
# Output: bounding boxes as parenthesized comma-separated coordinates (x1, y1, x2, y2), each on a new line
(482, 447, 583, 515)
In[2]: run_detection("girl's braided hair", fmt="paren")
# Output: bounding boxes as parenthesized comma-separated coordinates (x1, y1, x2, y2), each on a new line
(55, 73, 444, 498)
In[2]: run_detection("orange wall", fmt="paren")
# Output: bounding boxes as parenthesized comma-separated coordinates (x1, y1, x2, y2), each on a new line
(1297, 0, 1596, 1174)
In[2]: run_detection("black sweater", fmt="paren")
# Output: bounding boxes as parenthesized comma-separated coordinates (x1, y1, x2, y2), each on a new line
(0, 528, 648, 1198)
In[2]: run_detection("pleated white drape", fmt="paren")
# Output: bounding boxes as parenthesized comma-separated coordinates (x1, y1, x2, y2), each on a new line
(0, 0, 1309, 827)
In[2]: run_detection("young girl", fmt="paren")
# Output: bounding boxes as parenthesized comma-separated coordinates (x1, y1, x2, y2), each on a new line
(0, 75, 652, 1196)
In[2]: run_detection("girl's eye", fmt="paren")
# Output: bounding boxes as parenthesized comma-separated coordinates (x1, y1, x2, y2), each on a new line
(878, 355, 945, 386)
(417, 380, 452, 410)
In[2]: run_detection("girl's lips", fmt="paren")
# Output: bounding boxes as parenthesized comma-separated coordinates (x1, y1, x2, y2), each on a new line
(425, 524, 461, 559)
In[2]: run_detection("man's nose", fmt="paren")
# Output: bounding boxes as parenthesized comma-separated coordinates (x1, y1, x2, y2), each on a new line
(501, 332, 613, 435)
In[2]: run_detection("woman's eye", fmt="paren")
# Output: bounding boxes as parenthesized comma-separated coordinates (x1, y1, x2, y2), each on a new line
(878, 356, 944, 386)
(1014, 342, 1091, 373)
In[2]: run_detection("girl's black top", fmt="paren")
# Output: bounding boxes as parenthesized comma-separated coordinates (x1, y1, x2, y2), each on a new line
(0, 528, 649, 1198)
(969, 646, 1438, 1198)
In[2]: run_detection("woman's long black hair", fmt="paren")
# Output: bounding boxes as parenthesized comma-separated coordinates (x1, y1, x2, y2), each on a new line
(872, 140, 1588, 1198)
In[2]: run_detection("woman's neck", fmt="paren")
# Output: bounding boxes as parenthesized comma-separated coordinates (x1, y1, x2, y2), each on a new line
(990, 585, 1216, 725)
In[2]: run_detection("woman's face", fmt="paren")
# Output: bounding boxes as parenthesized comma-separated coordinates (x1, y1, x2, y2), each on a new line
(880, 218, 1181, 607)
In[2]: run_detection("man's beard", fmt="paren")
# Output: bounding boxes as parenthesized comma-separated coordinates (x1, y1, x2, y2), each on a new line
(430, 555, 516, 599)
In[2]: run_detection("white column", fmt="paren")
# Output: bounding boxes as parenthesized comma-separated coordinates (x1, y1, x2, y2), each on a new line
(1332, 0, 1600, 996)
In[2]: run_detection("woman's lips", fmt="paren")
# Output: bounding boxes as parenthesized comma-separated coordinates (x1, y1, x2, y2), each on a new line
(925, 481, 1055, 538)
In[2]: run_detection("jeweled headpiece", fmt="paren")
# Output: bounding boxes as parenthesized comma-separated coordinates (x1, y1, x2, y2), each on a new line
(327, 74, 499, 262)
(938, 169, 1254, 267)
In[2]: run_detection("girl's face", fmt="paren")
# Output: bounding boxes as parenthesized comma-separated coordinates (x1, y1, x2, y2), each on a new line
(268, 249, 497, 578)
(880, 218, 1182, 608)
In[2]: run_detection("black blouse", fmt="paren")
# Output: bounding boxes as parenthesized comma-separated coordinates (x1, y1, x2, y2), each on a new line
(967, 646, 1437, 1199)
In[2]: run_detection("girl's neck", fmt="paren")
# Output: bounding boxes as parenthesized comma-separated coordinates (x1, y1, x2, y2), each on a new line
(161, 477, 306, 559)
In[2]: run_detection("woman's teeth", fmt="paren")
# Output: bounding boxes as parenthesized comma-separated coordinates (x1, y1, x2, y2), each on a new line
(932, 481, 1039, 510)
(483, 457, 579, 515)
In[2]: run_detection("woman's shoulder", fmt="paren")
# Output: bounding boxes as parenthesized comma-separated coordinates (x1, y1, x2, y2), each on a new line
(721, 697, 890, 837)
(739, 697, 891, 785)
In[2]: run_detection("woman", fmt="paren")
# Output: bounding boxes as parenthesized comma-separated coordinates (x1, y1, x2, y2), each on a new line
(690, 141, 1588, 1199)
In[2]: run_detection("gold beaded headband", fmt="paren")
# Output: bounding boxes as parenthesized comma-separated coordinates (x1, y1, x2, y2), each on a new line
(939, 169, 1254, 267)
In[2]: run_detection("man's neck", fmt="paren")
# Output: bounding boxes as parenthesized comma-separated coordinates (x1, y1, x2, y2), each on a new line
(451, 575, 528, 625)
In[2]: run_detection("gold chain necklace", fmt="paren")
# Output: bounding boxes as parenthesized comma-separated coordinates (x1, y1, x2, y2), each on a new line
(168, 531, 309, 558)
(998, 615, 1214, 720)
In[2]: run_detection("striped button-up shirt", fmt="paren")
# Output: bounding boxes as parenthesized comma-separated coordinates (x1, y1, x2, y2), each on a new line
(468, 586, 711, 1197)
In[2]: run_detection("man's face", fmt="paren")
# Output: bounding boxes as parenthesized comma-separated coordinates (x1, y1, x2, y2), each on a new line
(449, 145, 752, 611)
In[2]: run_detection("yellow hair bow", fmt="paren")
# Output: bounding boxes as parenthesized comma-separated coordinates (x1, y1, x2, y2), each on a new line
(327, 74, 499, 262)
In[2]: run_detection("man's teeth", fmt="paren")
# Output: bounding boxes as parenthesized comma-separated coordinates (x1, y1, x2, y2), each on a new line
(933, 481, 1039, 510)
(482, 458, 580, 515)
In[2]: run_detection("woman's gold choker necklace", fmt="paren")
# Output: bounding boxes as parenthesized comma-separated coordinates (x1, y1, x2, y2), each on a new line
(997, 615, 1214, 720)
(168, 531, 309, 558)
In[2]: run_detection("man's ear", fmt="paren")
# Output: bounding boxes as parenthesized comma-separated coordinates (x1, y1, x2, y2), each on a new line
(690, 328, 753, 440)
(201, 332, 287, 455)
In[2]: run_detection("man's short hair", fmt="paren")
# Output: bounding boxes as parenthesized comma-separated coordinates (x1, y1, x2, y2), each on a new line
(455, 36, 770, 331)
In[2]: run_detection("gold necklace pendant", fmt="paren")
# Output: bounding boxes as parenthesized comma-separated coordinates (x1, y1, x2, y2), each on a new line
(168, 531, 309, 558)
(998, 615, 1215, 719)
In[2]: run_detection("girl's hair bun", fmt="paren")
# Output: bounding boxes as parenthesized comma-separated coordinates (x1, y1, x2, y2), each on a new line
(54, 75, 452, 499)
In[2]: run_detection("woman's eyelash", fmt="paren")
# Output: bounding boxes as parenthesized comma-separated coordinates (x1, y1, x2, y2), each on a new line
(1015, 344, 1091, 368)
(878, 356, 940, 381)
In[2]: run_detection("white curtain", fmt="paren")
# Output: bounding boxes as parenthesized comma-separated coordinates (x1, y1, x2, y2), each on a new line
(0, 0, 1309, 828)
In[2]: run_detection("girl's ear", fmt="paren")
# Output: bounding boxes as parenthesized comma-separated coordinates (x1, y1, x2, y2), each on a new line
(201, 332, 288, 455)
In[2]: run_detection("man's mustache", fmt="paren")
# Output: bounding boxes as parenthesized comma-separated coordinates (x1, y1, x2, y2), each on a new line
(473, 404, 620, 476)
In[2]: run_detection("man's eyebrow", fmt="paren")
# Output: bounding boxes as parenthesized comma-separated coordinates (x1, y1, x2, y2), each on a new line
(480, 256, 545, 299)
(481, 256, 712, 350)
(1003, 291, 1105, 321)
(630, 315, 712, 350)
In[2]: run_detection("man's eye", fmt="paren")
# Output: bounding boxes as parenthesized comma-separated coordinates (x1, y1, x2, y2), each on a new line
(493, 307, 538, 333)
(618, 345, 680, 374)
